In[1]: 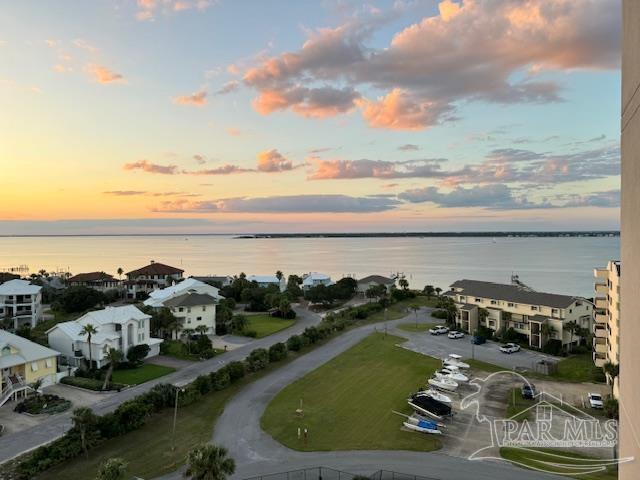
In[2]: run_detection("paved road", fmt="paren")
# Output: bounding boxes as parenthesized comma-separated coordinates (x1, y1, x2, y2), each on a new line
(0, 306, 322, 465)
(397, 321, 560, 371)
(156, 310, 556, 480)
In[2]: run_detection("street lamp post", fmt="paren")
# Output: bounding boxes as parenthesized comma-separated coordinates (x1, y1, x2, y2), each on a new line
(172, 387, 185, 459)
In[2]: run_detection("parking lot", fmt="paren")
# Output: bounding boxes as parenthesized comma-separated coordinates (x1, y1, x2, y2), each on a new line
(393, 321, 560, 372)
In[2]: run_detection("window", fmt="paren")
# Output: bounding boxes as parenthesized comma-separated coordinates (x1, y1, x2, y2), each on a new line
(45, 358, 52, 368)
(531, 306, 538, 311)
(202, 306, 206, 312)
(187, 319, 191, 324)
(31, 362, 38, 372)
(475, 298, 482, 303)
(179, 307, 184, 312)
(197, 316, 202, 321)
(507, 302, 514, 307)
(187, 307, 191, 313)
(490, 300, 498, 305)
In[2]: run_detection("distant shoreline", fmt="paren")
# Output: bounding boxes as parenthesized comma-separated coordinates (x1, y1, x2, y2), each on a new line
(0, 231, 620, 239)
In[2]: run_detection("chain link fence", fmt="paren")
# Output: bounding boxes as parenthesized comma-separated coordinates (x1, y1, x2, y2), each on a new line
(244, 466, 439, 480)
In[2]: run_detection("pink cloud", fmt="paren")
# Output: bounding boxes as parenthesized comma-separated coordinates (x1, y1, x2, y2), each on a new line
(173, 90, 208, 106)
(356, 89, 454, 130)
(183, 164, 252, 175)
(226, 127, 242, 136)
(87, 64, 124, 84)
(257, 149, 293, 172)
(123, 160, 178, 175)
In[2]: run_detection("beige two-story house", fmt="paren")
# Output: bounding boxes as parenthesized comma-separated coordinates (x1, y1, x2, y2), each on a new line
(446, 279, 593, 350)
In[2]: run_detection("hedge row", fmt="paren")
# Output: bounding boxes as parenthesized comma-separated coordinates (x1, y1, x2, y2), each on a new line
(61, 376, 126, 392)
(17, 298, 389, 478)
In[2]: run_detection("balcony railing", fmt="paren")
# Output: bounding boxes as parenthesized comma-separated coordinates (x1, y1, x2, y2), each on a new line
(594, 312, 608, 324)
(595, 283, 608, 295)
(595, 298, 608, 309)
(594, 327, 607, 338)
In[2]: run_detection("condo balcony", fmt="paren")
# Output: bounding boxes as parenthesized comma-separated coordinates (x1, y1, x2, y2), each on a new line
(594, 268, 608, 280)
(595, 283, 608, 295)
(594, 312, 608, 324)
(593, 352, 607, 368)
(595, 297, 608, 310)
(594, 338, 607, 353)
(594, 326, 607, 338)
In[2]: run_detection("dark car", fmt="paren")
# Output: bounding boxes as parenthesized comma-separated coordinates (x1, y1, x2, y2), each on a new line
(471, 335, 486, 345)
(521, 383, 536, 399)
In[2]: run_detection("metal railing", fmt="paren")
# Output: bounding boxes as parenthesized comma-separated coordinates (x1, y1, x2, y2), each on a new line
(244, 467, 439, 480)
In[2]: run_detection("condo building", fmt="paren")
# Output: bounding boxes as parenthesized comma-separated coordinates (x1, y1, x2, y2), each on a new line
(446, 279, 593, 350)
(593, 261, 620, 386)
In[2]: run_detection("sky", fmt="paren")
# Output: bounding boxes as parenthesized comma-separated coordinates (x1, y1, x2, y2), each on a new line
(0, 0, 621, 234)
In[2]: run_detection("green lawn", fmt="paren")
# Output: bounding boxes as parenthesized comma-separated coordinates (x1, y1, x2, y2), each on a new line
(500, 447, 618, 480)
(551, 354, 602, 383)
(160, 340, 202, 361)
(261, 332, 442, 452)
(397, 322, 438, 333)
(243, 314, 295, 338)
(504, 387, 535, 421)
(366, 296, 438, 323)
(111, 364, 176, 385)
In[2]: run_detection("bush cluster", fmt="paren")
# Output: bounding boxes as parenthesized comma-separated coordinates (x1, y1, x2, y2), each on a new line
(61, 376, 125, 392)
(18, 294, 401, 478)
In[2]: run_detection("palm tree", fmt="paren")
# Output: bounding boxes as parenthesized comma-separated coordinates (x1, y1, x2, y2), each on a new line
(275, 270, 284, 280)
(435, 287, 442, 296)
(541, 323, 557, 342)
(603, 361, 619, 395)
(102, 348, 123, 391)
(182, 328, 195, 353)
(565, 320, 578, 352)
(80, 324, 98, 369)
(72, 407, 98, 459)
(185, 444, 235, 480)
(279, 297, 291, 317)
(423, 285, 435, 298)
(96, 457, 127, 480)
(398, 277, 409, 290)
(116, 267, 124, 280)
(195, 325, 209, 337)
(409, 303, 421, 328)
(30, 378, 43, 399)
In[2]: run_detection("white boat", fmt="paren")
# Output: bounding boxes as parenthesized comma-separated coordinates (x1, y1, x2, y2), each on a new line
(437, 368, 469, 383)
(417, 388, 452, 404)
(403, 417, 442, 435)
(428, 376, 458, 392)
(444, 354, 470, 369)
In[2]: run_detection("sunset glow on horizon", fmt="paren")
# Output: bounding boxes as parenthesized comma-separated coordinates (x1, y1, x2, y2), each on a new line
(0, 0, 621, 234)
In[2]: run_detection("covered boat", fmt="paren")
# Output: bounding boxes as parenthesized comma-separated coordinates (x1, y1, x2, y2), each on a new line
(444, 353, 470, 369)
(417, 388, 452, 404)
(408, 392, 453, 420)
(403, 416, 442, 435)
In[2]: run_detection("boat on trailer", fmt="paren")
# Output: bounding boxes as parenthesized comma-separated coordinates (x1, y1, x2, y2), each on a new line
(417, 388, 452, 404)
(444, 353, 470, 369)
(436, 368, 469, 383)
(403, 416, 442, 435)
(428, 376, 458, 392)
(408, 392, 453, 420)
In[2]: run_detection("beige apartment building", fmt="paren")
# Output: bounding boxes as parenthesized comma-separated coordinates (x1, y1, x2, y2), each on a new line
(593, 262, 620, 387)
(447, 279, 593, 350)
(621, 0, 640, 474)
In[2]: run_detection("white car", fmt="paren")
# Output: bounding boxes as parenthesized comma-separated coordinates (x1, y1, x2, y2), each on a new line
(429, 325, 449, 335)
(587, 393, 604, 409)
(500, 343, 521, 354)
(447, 331, 464, 339)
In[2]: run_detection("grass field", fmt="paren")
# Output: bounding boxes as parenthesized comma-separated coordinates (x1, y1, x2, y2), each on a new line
(504, 387, 535, 421)
(551, 354, 601, 383)
(366, 296, 438, 324)
(261, 332, 442, 452)
(500, 447, 618, 479)
(111, 364, 176, 385)
(396, 322, 438, 333)
(243, 314, 295, 338)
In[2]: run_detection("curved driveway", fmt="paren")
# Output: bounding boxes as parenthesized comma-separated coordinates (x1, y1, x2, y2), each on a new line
(0, 306, 322, 464)
(162, 310, 555, 480)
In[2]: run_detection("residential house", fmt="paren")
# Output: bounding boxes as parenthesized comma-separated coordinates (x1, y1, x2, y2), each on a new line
(143, 277, 223, 308)
(125, 261, 184, 299)
(163, 292, 217, 337)
(68, 272, 121, 292)
(190, 276, 233, 288)
(446, 279, 593, 350)
(356, 275, 396, 295)
(0, 279, 43, 328)
(302, 272, 334, 291)
(593, 261, 620, 396)
(247, 275, 286, 292)
(0, 330, 61, 406)
(47, 305, 162, 368)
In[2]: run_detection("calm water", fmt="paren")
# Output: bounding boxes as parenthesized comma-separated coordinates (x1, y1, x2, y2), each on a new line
(0, 236, 620, 298)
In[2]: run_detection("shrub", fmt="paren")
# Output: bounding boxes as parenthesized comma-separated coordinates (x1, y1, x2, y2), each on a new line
(591, 367, 607, 383)
(193, 375, 211, 395)
(200, 349, 217, 359)
(227, 361, 246, 382)
(287, 335, 303, 352)
(431, 309, 448, 319)
(246, 348, 269, 372)
(61, 376, 124, 392)
(243, 329, 258, 338)
(210, 368, 230, 391)
(604, 398, 619, 419)
(14, 394, 71, 415)
(302, 326, 320, 344)
(127, 344, 150, 365)
(542, 339, 563, 355)
(268, 342, 288, 362)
